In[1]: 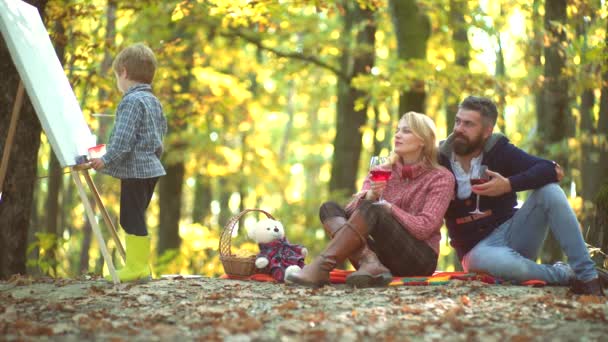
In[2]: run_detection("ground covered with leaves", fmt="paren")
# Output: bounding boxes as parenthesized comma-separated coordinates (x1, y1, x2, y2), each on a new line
(0, 275, 607, 341)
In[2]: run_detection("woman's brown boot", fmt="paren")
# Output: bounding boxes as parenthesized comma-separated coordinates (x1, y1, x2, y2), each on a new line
(345, 247, 392, 287)
(322, 216, 360, 269)
(286, 212, 369, 287)
(323, 216, 392, 287)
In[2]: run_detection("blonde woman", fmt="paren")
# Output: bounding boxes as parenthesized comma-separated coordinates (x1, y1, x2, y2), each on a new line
(287, 112, 455, 288)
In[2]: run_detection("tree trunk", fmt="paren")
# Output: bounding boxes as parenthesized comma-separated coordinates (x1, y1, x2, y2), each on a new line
(329, 3, 376, 198)
(541, 0, 572, 165)
(446, 0, 469, 269)
(26, 175, 40, 276)
(445, 0, 470, 135)
(218, 177, 232, 228)
(0, 0, 48, 279)
(42, 11, 71, 276)
(191, 175, 212, 224)
(156, 22, 195, 257)
(389, 0, 430, 115)
(577, 6, 599, 230)
(238, 132, 248, 229)
(580, 89, 597, 225)
(598, 18, 608, 185)
(531, 0, 544, 154)
(540, 0, 570, 263)
(588, 18, 608, 252)
(372, 106, 382, 156)
(495, 34, 507, 134)
(588, 182, 608, 256)
(157, 163, 185, 256)
(44, 153, 62, 275)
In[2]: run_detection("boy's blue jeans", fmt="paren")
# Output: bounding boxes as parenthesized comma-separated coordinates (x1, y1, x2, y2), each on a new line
(462, 184, 598, 285)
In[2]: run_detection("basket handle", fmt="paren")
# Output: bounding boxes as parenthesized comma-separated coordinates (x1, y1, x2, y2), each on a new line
(219, 209, 275, 257)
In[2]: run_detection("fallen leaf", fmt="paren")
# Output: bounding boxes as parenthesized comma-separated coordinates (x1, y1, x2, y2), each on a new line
(51, 323, 76, 334)
(205, 292, 223, 300)
(576, 295, 604, 305)
(89, 285, 105, 295)
(137, 294, 154, 304)
(443, 306, 465, 332)
(72, 313, 88, 324)
(400, 305, 423, 315)
(275, 300, 298, 311)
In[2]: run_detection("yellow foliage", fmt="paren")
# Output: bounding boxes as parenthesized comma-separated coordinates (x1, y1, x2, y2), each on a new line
(568, 196, 583, 216)
(150, 221, 269, 277)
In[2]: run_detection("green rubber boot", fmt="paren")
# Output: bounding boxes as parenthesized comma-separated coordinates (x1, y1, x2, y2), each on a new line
(105, 234, 152, 282)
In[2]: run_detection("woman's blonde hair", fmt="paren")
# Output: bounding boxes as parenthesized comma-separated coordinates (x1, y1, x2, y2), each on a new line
(389, 111, 439, 169)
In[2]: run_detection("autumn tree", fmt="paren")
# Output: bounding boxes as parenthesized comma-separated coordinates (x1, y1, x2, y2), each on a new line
(0, 0, 48, 279)
(389, 0, 430, 115)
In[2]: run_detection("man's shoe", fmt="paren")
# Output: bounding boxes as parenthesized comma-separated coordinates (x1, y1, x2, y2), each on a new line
(570, 277, 604, 296)
(596, 267, 608, 289)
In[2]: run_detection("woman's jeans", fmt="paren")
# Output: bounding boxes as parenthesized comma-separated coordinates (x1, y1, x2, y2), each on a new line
(462, 184, 597, 285)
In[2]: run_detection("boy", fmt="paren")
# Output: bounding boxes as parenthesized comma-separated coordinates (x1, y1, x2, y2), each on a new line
(90, 43, 167, 282)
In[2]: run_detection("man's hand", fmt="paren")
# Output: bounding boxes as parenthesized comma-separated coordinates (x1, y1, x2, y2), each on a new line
(554, 162, 564, 182)
(472, 169, 512, 197)
(90, 158, 105, 170)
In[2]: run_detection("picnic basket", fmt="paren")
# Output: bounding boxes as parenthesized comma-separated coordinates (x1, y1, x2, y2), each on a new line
(219, 208, 274, 277)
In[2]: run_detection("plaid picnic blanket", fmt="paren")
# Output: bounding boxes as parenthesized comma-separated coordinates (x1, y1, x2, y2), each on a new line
(221, 269, 546, 287)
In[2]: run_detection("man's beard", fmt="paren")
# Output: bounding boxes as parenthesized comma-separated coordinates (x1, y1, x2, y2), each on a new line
(453, 133, 485, 156)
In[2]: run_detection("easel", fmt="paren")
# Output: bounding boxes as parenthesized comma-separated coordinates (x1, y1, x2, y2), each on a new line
(0, 81, 125, 284)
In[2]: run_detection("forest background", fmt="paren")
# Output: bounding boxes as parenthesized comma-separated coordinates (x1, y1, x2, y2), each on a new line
(0, 0, 607, 280)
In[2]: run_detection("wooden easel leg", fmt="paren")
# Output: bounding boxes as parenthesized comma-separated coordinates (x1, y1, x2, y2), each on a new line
(0, 82, 25, 200)
(71, 169, 120, 284)
(82, 169, 126, 262)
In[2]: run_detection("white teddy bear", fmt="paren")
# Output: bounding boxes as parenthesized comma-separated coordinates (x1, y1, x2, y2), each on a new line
(246, 218, 308, 282)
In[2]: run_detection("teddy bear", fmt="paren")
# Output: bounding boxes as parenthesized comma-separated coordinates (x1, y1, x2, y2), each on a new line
(246, 218, 307, 283)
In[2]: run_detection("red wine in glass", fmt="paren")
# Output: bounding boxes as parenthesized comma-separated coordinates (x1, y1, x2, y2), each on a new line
(369, 156, 390, 203)
(470, 165, 489, 214)
(470, 178, 488, 186)
(370, 170, 392, 182)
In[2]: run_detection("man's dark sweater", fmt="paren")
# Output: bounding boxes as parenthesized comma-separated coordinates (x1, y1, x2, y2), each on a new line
(438, 133, 558, 260)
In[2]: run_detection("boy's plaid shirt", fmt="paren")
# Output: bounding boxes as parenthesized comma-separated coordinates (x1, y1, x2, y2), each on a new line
(101, 84, 167, 179)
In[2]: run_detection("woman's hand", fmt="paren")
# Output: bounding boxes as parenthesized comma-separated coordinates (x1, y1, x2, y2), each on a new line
(367, 180, 388, 200)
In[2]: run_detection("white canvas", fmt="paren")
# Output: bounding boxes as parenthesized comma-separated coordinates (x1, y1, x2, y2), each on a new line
(0, 0, 95, 167)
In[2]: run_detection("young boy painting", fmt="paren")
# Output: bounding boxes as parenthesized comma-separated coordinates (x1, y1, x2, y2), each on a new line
(90, 43, 167, 282)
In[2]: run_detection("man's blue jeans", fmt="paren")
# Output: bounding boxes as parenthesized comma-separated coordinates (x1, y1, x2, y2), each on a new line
(462, 184, 598, 285)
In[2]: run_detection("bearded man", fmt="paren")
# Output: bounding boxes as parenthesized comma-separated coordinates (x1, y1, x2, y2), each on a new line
(439, 96, 607, 296)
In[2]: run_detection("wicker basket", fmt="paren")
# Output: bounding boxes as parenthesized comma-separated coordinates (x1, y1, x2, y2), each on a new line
(219, 209, 274, 277)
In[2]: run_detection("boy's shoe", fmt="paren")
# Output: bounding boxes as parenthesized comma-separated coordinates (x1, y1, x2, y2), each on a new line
(105, 234, 152, 283)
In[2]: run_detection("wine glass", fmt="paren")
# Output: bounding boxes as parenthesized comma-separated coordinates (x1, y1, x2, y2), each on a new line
(369, 156, 391, 204)
(469, 165, 489, 214)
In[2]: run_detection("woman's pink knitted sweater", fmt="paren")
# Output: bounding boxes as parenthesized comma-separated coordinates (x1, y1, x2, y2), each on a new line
(345, 161, 455, 254)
